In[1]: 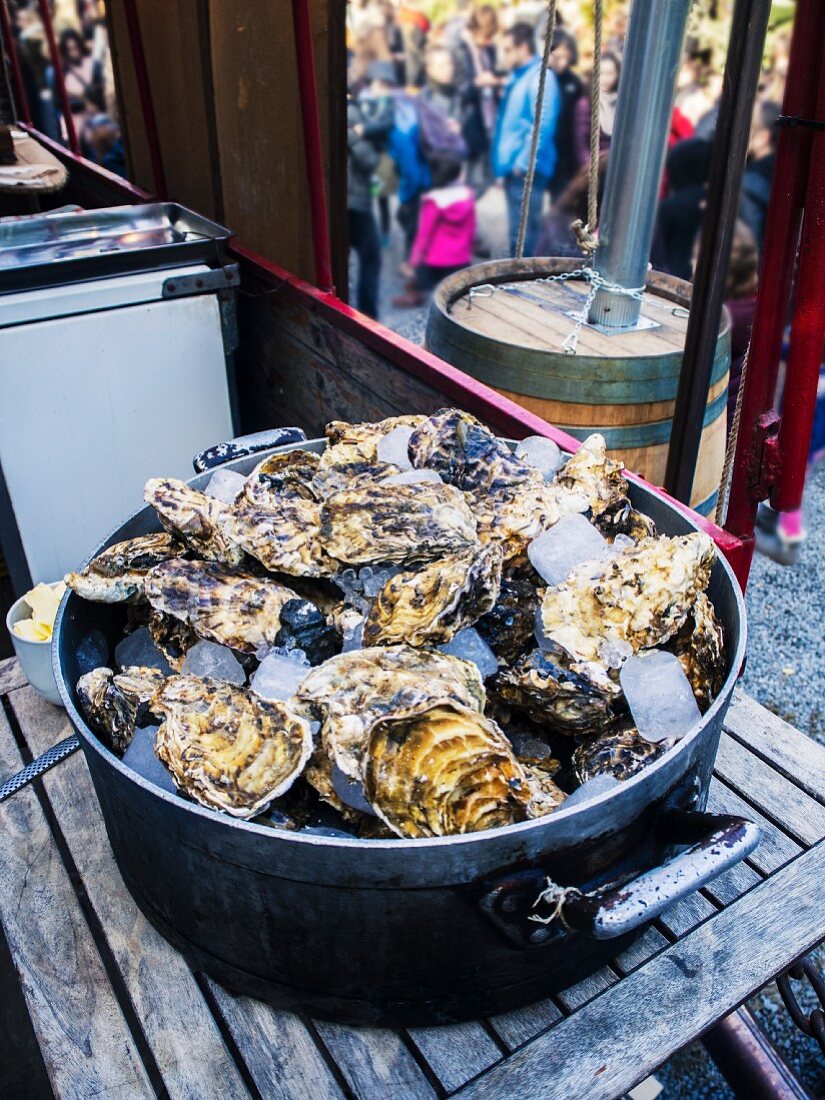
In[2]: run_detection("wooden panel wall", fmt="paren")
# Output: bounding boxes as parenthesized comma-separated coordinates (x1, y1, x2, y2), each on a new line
(106, 0, 345, 287)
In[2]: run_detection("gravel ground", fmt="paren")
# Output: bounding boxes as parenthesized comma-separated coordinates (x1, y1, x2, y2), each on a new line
(354, 190, 825, 1097)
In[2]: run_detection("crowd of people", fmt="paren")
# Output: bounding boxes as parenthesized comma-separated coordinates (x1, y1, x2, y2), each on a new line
(346, 0, 790, 326)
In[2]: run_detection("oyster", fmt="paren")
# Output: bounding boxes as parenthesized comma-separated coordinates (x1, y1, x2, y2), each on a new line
(470, 478, 586, 565)
(152, 676, 313, 818)
(573, 724, 672, 784)
(475, 572, 542, 663)
(363, 543, 503, 648)
(66, 533, 187, 602)
(539, 532, 716, 666)
(364, 702, 531, 837)
(148, 610, 199, 670)
(319, 480, 477, 565)
(242, 449, 320, 503)
(553, 434, 655, 541)
(145, 478, 243, 566)
(296, 645, 485, 806)
(325, 414, 426, 449)
(492, 646, 621, 734)
(143, 560, 299, 654)
(408, 408, 535, 493)
(227, 494, 334, 578)
(669, 591, 725, 711)
(521, 759, 567, 817)
(77, 665, 166, 752)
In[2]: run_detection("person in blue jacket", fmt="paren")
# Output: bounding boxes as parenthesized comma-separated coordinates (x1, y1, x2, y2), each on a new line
(492, 22, 561, 257)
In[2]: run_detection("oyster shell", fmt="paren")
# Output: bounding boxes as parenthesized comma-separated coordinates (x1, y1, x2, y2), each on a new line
(492, 646, 621, 734)
(363, 543, 503, 647)
(227, 494, 334, 578)
(148, 610, 199, 670)
(66, 533, 187, 602)
(296, 645, 485, 806)
(152, 676, 313, 818)
(143, 560, 298, 654)
(470, 479, 589, 565)
(521, 759, 567, 817)
(312, 435, 402, 498)
(145, 478, 243, 566)
(77, 665, 166, 752)
(475, 572, 542, 663)
(364, 702, 531, 837)
(320, 480, 477, 565)
(408, 408, 535, 493)
(539, 532, 716, 666)
(242, 449, 320, 503)
(669, 591, 725, 712)
(553, 434, 655, 541)
(325, 414, 426, 449)
(573, 724, 672, 783)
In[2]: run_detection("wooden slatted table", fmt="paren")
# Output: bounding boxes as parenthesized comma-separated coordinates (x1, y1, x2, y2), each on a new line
(2, 655, 824, 1100)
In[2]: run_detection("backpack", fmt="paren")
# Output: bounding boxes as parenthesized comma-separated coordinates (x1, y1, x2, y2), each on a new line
(415, 96, 468, 161)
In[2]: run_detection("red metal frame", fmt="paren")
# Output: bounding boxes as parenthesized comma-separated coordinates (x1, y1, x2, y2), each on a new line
(35, 0, 79, 155)
(291, 0, 334, 292)
(0, 0, 32, 125)
(120, 0, 167, 200)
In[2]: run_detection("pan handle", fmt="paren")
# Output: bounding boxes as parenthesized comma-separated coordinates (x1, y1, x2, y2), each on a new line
(479, 811, 760, 947)
(193, 427, 307, 472)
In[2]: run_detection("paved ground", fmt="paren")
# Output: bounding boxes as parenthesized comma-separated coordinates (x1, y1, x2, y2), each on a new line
(353, 189, 825, 1097)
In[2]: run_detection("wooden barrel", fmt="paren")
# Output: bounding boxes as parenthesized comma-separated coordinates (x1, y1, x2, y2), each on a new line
(426, 258, 730, 515)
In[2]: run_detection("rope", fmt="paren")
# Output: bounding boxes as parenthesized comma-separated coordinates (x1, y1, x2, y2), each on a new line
(587, 0, 603, 236)
(515, 0, 557, 259)
(529, 877, 582, 927)
(714, 340, 750, 525)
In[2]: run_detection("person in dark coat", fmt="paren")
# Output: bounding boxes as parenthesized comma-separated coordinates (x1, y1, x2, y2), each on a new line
(347, 99, 381, 319)
(547, 28, 584, 199)
(653, 137, 712, 280)
(573, 51, 620, 169)
(739, 100, 780, 252)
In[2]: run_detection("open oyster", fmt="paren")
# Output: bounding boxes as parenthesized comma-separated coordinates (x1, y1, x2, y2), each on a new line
(363, 543, 503, 647)
(152, 676, 313, 818)
(241, 449, 320, 503)
(492, 646, 621, 734)
(540, 532, 716, 666)
(66, 533, 187, 603)
(364, 701, 531, 837)
(227, 494, 334, 578)
(573, 724, 672, 784)
(320, 480, 477, 565)
(409, 408, 535, 493)
(553, 434, 655, 541)
(669, 591, 725, 711)
(296, 645, 485, 806)
(77, 665, 166, 752)
(145, 478, 243, 566)
(143, 560, 299, 654)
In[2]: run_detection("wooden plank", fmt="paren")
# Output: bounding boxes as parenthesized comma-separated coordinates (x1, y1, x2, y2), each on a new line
(611, 927, 670, 976)
(706, 777, 803, 875)
(406, 1022, 502, 1094)
(725, 689, 825, 804)
(556, 967, 617, 1013)
(656, 891, 718, 939)
(204, 979, 345, 1100)
(489, 997, 563, 1052)
(312, 1021, 438, 1100)
(0, 657, 27, 694)
(701, 859, 763, 908)
(455, 842, 825, 1100)
(714, 732, 825, 847)
(0, 701, 154, 1099)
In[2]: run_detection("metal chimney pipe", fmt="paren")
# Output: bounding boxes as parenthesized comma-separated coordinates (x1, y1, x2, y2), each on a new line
(588, 0, 692, 329)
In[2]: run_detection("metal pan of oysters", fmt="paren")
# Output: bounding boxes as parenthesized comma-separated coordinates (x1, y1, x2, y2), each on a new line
(52, 407, 753, 1025)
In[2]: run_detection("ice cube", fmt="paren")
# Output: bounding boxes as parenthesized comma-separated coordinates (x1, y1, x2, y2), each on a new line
(516, 435, 564, 480)
(376, 425, 414, 469)
(620, 651, 701, 743)
(341, 615, 364, 653)
(611, 534, 636, 553)
(251, 651, 310, 701)
(204, 468, 246, 504)
(114, 627, 174, 675)
(334, 569, 370, 614)
(527, 513, 609, 587)
(121, 725, 177, 795)
(332, 763, 377, 815)
(599, 637, 634, 669)
(76, 629, 109, 676)
(563, 772, 621, 809)
(381, 469, 443, 486)
(361, 564, 402, 598)
(182, 640, 246, 684)
(439, 628, 499, 680)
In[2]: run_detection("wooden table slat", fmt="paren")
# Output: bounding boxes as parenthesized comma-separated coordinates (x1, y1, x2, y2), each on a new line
(714, 732, 825, 847)
(555, 966, 617, 1013)
(312, 1021, 439, 1100)
(455, 842, 825, 1100)
(655, 890, 718, 939)
(725, 689, 825, 804)
(0, 704, 155, 1100)
(406, 1021, 503, 1093)
(0, 656, 28, 695)
(489, 997, 563, 1052)
(611, 927, 671, 976)
(700, 856, 763, 908)
(706, 778, 804, 875)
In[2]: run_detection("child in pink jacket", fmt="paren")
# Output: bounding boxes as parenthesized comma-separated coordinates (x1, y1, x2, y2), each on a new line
(392, 153, 476, 307)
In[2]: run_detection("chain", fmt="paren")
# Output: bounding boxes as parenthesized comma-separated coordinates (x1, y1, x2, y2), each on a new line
(515, 0, 557, 259)
(776, 954, 825, 1055)
(0, 735, 81, 803)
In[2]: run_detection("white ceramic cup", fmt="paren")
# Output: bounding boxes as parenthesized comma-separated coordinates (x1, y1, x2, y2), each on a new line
(5, 593, 64, 707)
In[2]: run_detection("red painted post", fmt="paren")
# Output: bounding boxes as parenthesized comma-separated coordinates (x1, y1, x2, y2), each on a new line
(291, 0, 335, 291)
(771, 48, 825, 512)
(120, 0, 167, 199)
(722, 0, 824, 589)
(0, 0, 32, 124)
(35, 0, 79, 155)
